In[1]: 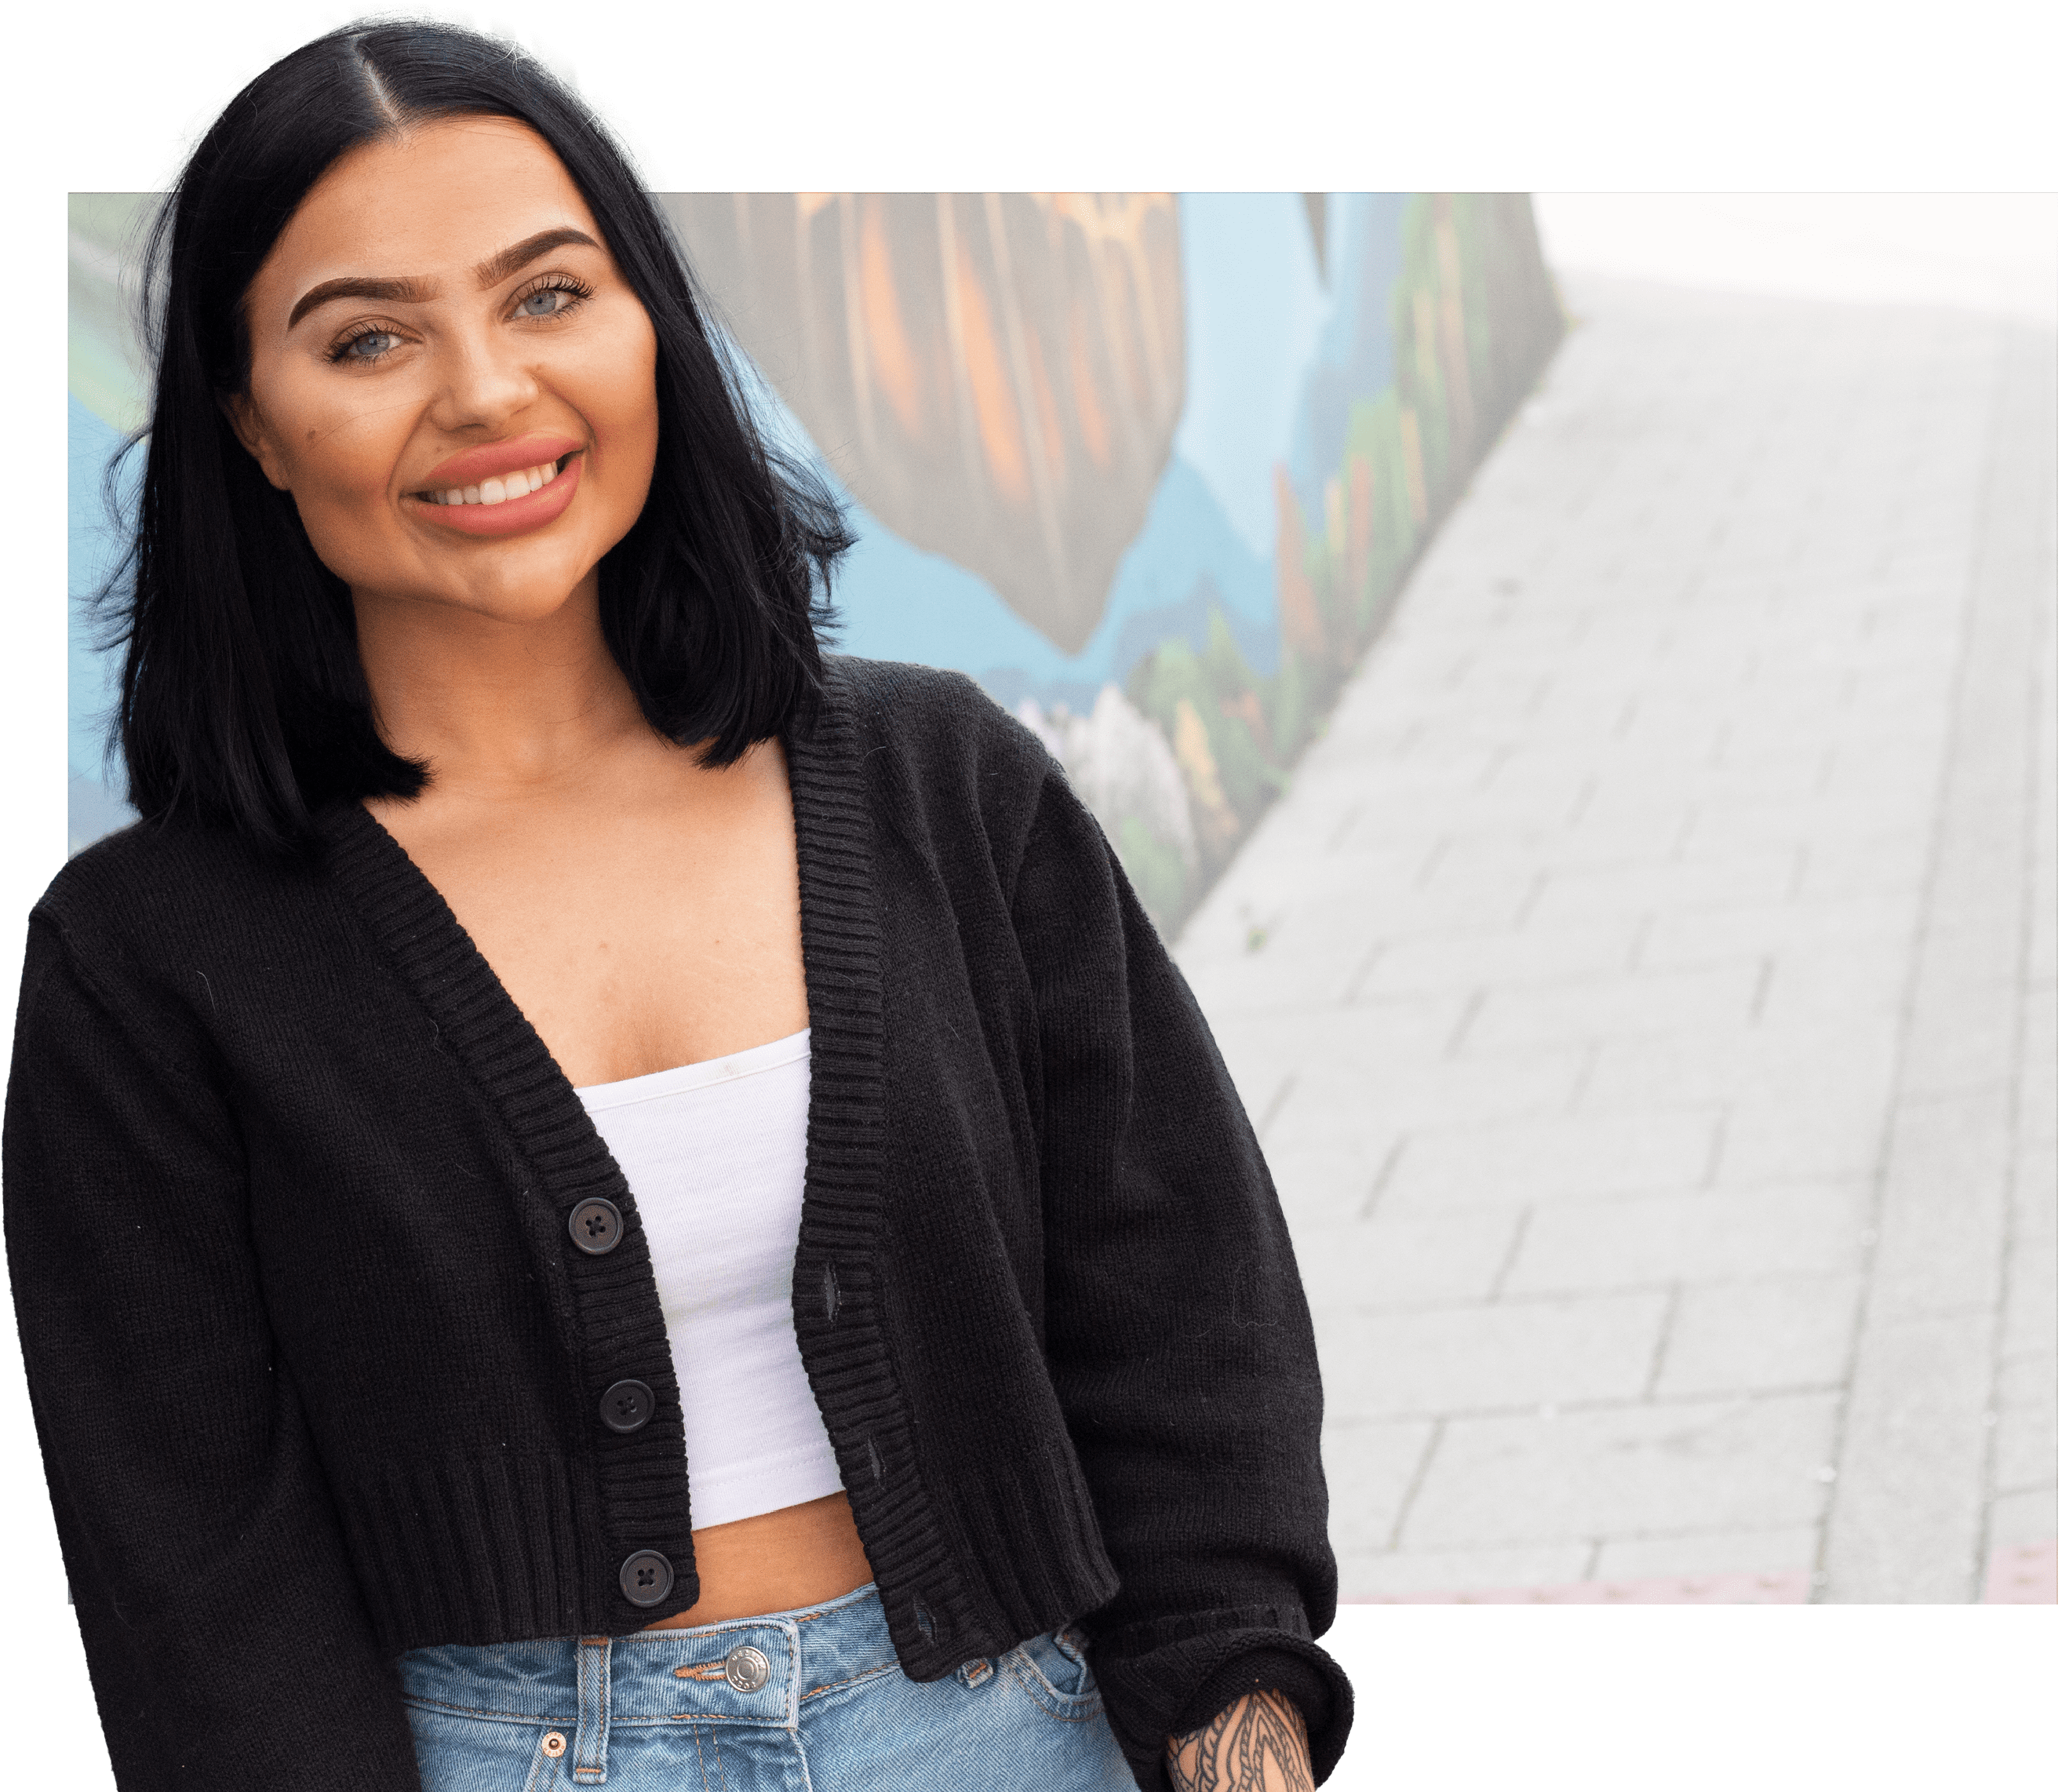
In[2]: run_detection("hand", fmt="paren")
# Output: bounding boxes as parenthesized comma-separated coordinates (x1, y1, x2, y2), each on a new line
(1165, 1689, 1314, 1791)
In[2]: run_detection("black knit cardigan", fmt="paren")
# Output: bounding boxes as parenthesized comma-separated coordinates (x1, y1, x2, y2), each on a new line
(4, 655, 1350, 1790)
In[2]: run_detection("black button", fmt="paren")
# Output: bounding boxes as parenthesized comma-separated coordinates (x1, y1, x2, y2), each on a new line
(568, 1197, 624, 1255)
(600, 1379, 654, 1433)
(619, 1549, 674, 1607)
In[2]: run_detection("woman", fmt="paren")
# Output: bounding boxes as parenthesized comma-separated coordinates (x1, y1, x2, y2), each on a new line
(8, 20, 1348, 1792)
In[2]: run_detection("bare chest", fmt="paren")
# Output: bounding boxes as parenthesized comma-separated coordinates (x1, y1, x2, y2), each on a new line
(367, 752, 809, 1088)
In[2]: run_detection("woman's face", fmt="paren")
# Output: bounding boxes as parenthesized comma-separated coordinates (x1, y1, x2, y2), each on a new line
(231, 115, 659, 627)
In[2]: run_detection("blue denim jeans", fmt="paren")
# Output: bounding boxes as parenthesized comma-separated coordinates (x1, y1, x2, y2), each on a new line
(396, 1581, 1136, 1790)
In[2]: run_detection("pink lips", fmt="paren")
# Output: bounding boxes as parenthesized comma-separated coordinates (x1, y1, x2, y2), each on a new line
(418, 432, 581, 492)
(413, 451, 583, 537)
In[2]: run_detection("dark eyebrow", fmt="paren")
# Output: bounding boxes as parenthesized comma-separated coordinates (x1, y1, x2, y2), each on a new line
(285, 229, 600, 333)
(287, 275, 435, 332)
(473, 227, 601, 289)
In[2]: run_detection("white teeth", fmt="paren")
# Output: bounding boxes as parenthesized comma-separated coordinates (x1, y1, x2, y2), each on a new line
(427, 462, 563, 507)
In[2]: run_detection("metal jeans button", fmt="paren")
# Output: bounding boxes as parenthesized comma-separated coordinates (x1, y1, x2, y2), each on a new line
(724, 1644, 771, 1692)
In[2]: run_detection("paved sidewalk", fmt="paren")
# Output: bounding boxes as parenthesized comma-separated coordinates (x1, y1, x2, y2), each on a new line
(1175, 274, 2057, 1602)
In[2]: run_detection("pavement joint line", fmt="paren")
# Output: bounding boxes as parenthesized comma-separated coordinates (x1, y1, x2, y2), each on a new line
(1356, 1138, 1407, 1222)
(1749, 958, 1775, 1024)
(1698, 1110, 1731, 1189)
(1255, 1070, 1298, 1146)
(1642, 1284, 1685, 1399)
(1382, 1415, 1444, 1552)
(1440, 990, 1486, 1058)
(1338, 945, 1382, 1004)
(1484, 1209, 1532, 1302)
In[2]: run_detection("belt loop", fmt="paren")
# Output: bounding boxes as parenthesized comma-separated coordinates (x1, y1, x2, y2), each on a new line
(573, 1635, 611, 1784)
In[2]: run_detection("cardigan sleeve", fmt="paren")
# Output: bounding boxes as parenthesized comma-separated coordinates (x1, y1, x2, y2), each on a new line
(1010, 767, 1353, 1790)
(2, 913, 423, 1792)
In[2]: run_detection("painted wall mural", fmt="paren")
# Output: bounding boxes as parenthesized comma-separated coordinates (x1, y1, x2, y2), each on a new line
(66, 192, 1562, 931)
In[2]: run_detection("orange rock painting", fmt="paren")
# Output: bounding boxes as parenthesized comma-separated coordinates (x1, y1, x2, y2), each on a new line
(663, 192, 1185, 654)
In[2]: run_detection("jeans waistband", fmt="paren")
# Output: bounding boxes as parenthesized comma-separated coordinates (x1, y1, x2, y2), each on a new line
(396, 1581, 902, 1779)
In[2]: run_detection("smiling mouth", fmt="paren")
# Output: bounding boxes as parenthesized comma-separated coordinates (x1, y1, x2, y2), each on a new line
(416, 452, 577, 508)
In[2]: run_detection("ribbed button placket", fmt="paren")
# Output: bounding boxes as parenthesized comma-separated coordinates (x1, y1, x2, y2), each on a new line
(778, 674, 978, 1682)
(321, 801, 696, 1638)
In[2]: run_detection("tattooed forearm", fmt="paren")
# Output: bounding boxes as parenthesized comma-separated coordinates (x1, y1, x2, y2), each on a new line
(1165, 1688, 1314, 1792)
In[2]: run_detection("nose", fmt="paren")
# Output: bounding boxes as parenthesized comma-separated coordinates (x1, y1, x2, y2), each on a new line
(425, 323, 542, 437)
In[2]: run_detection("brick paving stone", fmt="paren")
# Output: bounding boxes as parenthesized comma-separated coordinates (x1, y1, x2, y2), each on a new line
(1377, 1112, 1722, 1210)
(1637, 896, 1920, 974)
(1262, 1145, 1393, 1226)
(1292, 1210, 1522, 1311)
(1354, 918, 1641, 998)
(1715, 1092, 1900, 1186)
(1402, 1393, 1841, 1548)
(1200, 998, 1482, 1103)
(1590, 1524, 1820, 1583)
(1279, 1050, 1588, 1138)
(1580, 1024, 1899, 1115)
(1318, 1293, 1670, 1418)
(1319, 1420, 1436, 1554)
(1503, 1184, 1870, 1294)
(1334, 1542, 1593, 1601)
(1172, 274, 2053, 1601)
(1654, 1275, 1863, 1398)
(1462, 963, 1764, 1052)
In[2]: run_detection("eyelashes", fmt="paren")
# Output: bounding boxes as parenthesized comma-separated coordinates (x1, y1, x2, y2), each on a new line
(323, 272, 597, 366)
(327, 323, 405, 366)
(507, 271, 594, 320)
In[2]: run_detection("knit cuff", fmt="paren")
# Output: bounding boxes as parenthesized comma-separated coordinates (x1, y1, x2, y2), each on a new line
(1092, 1617, 1354, 1790)
(1173, 1644, 1337, 1742)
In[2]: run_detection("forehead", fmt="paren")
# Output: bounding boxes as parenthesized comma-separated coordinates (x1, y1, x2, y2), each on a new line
(253, 116, 602, 308)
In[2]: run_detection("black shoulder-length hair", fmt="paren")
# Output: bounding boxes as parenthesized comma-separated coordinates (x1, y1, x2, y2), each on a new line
(110, 16, 852, 855)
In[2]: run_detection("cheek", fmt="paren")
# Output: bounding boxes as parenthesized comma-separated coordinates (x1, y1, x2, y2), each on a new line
(575, 315, 662, 468)
(255, 365, 411, 518)
(255, 374, 417, 586)
(286, 407, 410, 508)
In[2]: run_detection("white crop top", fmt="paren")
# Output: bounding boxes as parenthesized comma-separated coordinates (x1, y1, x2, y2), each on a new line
(574, 1029, 843, 1529)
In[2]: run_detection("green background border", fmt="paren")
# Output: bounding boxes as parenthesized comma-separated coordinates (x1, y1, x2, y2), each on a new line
(8, 6, 2049, 1786)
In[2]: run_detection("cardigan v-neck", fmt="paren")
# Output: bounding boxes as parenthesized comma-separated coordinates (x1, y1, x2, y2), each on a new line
(5, 656, 1350, 1792)
(310, 671, 951, 1652)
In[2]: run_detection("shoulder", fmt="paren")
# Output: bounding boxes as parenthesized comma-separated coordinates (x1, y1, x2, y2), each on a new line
(822, 654, 1051, 780)
(811, 655, 1065, 867)
(29, 813, 323, 996)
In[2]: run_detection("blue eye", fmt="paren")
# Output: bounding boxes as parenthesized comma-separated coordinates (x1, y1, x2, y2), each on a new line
(513, 279, 591, 321)
(336, 330, 399, 363)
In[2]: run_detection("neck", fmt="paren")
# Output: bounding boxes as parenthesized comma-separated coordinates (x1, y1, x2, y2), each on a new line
(351, 570, 654, 804)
